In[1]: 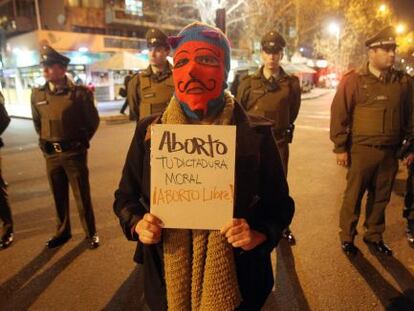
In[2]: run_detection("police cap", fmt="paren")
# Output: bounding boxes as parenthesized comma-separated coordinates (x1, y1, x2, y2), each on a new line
(365, 26, 397, 49)
(146, 28, 170, 49)
(40, 45, 70, 66)
(261, 31, 286, 54)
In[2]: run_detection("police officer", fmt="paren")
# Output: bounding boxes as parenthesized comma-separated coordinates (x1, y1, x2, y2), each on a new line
(0, 91, 13, 249)
(31, 45, 100, 249)
(236, 30, 301, 244)
(127, 28, 174, 121)
(330, 26, 414, 256)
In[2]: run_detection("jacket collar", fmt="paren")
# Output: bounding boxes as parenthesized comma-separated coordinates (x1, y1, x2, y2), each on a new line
(141, 62, 173, 78)
(252, 65, 288, 81)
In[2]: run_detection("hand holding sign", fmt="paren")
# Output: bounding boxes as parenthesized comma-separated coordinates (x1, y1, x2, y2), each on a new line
(221, 219, 267, 251)
(135, 213, 164, 245)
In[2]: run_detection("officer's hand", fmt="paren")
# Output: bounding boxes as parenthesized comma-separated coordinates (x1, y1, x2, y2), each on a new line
(221, 218, 267, 251)
(336, 152, 349, 167)
(403, 153, 414, 166)
(135, 213, 163, 245)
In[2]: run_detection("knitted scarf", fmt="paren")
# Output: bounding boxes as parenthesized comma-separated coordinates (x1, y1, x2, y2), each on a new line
(161, 91, 242, 311)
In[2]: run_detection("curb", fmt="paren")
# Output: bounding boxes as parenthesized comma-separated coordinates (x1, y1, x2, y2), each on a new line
(301, 91, 331, 101)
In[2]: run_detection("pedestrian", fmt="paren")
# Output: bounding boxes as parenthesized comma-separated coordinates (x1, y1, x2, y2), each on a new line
(113, 22, 294, 310)
(119, 70, 134, 115)
(236, 30, 301, 245)
(31, 45, 100, 249)
(0, 91, 13, 249)
(127, 28, 174, 121)
(330, 26, 414, 257)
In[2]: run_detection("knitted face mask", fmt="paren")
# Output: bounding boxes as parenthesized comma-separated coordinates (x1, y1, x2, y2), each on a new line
(173, 41, 225, 120)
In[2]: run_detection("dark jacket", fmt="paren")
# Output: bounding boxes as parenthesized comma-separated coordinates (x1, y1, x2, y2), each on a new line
(113, 102, 294, 310)
(0, 92, 11, 148)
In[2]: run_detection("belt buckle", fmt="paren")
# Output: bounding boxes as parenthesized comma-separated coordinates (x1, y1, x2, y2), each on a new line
(52, 143, 63, 153)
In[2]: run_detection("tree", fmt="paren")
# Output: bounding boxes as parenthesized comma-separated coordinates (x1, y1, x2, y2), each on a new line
(313, 0, 394, 73)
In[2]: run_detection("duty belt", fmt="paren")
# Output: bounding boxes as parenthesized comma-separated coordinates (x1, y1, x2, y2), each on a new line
(362, 144, 398, 150)
(43, 141, 83, 154)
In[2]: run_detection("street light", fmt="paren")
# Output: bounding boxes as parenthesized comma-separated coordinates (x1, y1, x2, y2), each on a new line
(396, 23, 406, 34)
(328, 22, 340, 44)
(378, 4, 388, 14)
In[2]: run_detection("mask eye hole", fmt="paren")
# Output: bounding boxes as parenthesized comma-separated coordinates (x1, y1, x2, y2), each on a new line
(174, 58, 189, 69)
(195, 55, 219, 67)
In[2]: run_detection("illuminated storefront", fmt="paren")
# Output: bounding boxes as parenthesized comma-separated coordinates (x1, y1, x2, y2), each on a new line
(2, 29, 147, 117)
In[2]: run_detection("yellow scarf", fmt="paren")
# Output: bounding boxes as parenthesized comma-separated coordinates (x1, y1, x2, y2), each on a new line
(161, 92, 242, 311)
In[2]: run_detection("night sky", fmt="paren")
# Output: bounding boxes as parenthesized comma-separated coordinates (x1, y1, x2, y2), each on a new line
(392, 0, 414, 29)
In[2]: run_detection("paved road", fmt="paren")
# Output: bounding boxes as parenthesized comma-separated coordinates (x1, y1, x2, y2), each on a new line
(0, 91, 413, 310)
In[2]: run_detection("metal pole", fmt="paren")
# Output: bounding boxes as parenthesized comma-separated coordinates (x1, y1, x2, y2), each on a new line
(34, 0, 42, 30)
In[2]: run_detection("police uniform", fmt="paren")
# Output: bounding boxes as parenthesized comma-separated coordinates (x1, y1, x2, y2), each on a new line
(0, 91, 13, 249)
(31, 45, 100, 249)
(236, 30, 300, 245)
(330, 27, 413, 255)
(236, 31, 301, 175)
(127, 28, 174, 121)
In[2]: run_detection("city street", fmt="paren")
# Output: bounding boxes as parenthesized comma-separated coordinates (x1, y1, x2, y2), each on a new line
(0, 91, 413, 310)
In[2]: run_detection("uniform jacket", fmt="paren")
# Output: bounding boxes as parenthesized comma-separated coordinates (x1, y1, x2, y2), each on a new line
(330, 63, 413, 153)
(236, 66, 301, 139)
(31, 78, 99, 145)
(127, 63, 174, 120)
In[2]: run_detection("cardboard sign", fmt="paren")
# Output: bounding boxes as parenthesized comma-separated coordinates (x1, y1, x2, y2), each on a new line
(150, 124, 236, 230)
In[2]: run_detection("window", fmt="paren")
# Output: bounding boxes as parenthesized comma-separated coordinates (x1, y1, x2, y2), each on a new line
(125, 0, 143, 16)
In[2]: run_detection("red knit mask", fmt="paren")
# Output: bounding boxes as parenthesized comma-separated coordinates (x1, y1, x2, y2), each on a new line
(173, 41, 225, 118)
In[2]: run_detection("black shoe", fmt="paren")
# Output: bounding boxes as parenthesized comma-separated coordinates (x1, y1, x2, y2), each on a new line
(0, 232, 14, 249)
(282, 229, 296, 245)
(87, 234, 100, 249)
(363, 239, 393, 256)
(341, 241, 359, 256)
(46, 234, 71, 248)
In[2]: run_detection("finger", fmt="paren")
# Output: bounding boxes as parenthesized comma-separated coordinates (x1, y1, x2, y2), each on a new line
(139, 230, 155, 240)
(139, 236, 158, 245)
(144, 213, 164, 227)
(232, 238, 251, 248)
(141, 221, 162, 234)
(228, 231, 249, 244)
(225, 225, 245, 239)
(220, 219, 240, 235)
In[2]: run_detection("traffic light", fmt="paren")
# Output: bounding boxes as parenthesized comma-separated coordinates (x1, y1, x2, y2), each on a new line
(215, 8, 226, 33)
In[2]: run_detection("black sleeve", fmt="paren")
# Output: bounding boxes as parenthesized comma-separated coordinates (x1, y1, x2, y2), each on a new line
(113, 117, 154, 241)
(251, 126, 295, 253)
(0, 92, 10, 136)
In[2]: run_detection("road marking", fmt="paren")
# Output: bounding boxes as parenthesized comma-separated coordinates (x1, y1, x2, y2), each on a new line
(301, 115, 330, 120)
(3, 143, 39, 154)
(296, 125, 330, 132)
